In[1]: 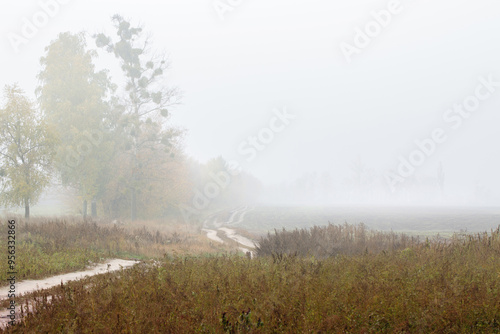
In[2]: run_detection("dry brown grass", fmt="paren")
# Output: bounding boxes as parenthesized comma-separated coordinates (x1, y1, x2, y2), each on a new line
(2, 223, 500, 332)
(0, 215, 233, 285)
(255, 223, 421, 258)
(1, 226, 499, 333)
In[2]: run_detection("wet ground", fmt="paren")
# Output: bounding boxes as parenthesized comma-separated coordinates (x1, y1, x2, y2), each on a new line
(0, 259, 139, 328)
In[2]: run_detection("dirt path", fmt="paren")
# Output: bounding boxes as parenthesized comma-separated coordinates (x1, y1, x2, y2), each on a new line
(201, 228, 224, 243)
(202, 207, 258, 255)
(218, 227, 256, 248)
(0, 259, 139, 328)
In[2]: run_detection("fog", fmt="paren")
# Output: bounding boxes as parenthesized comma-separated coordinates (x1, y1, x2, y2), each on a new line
(1, 0, 500, 214)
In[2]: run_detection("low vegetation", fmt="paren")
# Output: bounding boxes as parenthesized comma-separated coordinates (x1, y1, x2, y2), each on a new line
(255, 223, 421, 258)
(0, 216, 230, 285)
(2, 222, 500, 332)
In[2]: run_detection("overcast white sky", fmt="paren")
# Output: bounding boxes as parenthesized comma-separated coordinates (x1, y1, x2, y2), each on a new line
(1, 0, 500, 204)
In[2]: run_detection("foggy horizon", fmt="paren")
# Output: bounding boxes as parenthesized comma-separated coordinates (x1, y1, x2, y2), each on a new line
(1, 0, 500, 209)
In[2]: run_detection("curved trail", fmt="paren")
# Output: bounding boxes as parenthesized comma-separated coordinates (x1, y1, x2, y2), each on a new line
(218, 228, 255, 249)
(202, 207, 258, 255)
(0, 259, 139, 328)
(201, 228, 224, 243)
(0, 210, 257, 328)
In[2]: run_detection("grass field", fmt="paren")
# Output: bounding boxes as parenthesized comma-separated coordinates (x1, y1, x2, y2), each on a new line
(1, 217, 500, 332)
(0, 216, 235, 288)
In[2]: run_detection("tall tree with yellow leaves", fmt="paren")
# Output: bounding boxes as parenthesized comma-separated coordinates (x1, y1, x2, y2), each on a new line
(0, 85, 57, 218)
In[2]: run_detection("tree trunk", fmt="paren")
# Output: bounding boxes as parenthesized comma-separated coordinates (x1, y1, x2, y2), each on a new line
(24, 197, 30, 218)
(131, 129, 138, 222)
(131, 189, 137, 221)
(83, 200, 87, 220)
(91, 199, 97, 218)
